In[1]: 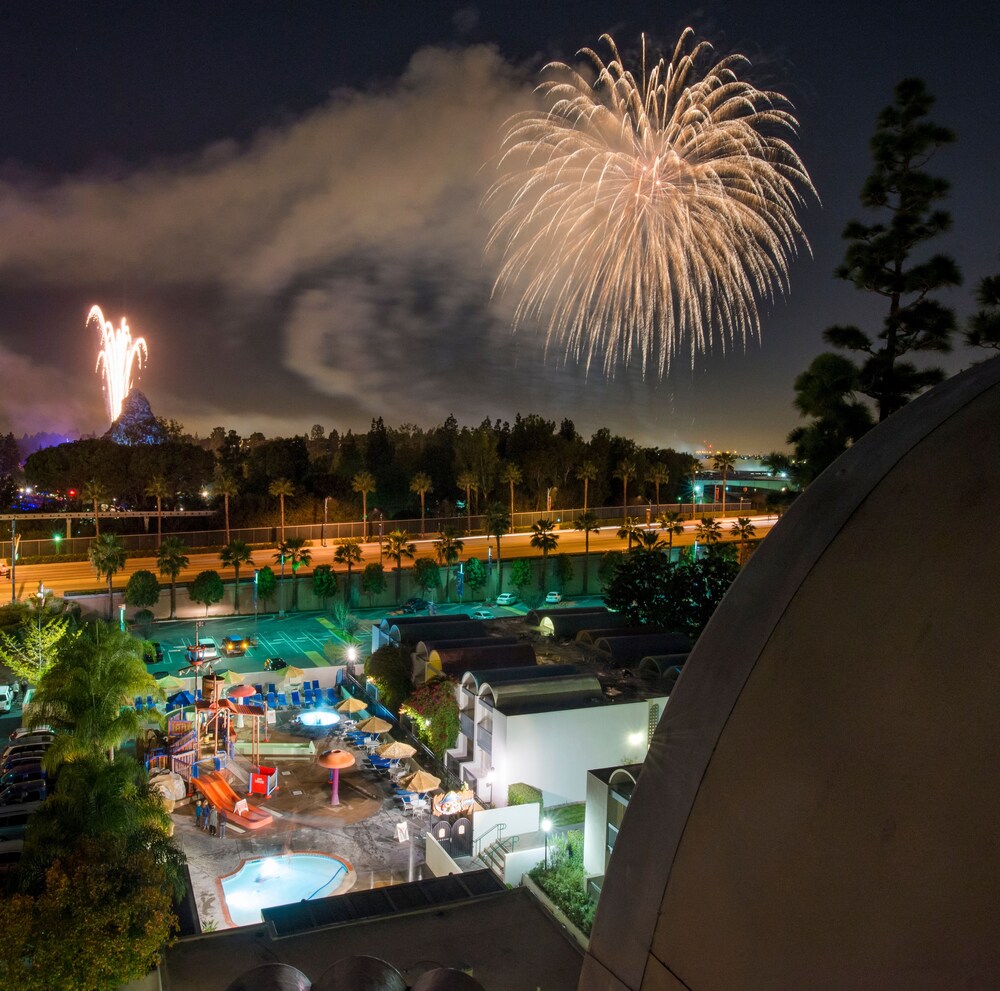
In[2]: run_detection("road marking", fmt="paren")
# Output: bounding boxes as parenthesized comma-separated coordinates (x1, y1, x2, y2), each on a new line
(305, 650, 327, 666)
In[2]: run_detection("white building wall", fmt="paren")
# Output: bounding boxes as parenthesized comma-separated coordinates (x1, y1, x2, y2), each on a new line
(584, 771, 610, 878)
(496, 698, 666, 808)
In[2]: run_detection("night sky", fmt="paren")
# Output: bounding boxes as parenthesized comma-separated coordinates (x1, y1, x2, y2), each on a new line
(0, 1, 996, 453)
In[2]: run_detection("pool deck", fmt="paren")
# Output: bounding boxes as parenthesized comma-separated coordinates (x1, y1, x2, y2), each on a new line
(177, 730, 430, 931)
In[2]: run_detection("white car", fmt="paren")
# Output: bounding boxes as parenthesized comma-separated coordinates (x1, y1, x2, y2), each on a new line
(544, 591, 563, 604)
(495, 592, 518, 606)
(472, 608, 495, 620)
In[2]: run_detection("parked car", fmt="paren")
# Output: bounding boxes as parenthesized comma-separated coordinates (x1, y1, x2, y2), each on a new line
(544, 591, 563, 604)
(2, 734, 53, 758)
(9, 725, 51, 742)
(0, 684, 15, 713)
(0, 781, 47, 806)
(402, 597, 429, 613)
(185, 638, 219, 663)
(495, 592, 518, 606)
(143, 641, 163, 664)
(0, 765, 44, 789)
(220, 636, 253, 657)
(472, 608, 495, 620)
(0, 805, 44, 840)
(1, 746, 51, 771)
(0, 838, 24, 874)
(264, 656, 286, 672)
(1, 754, 49, 774)
(0, 559, 8, 579)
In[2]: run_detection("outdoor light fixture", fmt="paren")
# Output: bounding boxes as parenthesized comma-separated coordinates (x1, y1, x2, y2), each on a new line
(628, 731, 645, 747)
(542, 816, 553, 870)
(346, 646, 358, 663)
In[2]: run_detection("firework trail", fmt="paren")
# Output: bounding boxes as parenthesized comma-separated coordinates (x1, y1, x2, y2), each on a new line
(90, 305, 148, 422)
(487, 28, 815, 374)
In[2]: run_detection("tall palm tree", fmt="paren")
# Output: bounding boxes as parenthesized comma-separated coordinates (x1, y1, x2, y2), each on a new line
(530, 518, 559, 589)
(576, 460, 598, 512)
(157, 537, 189, 620)
(268, 477, 295, 544)
(484, 503, 511, 596)
(614, 458, 637, 523)
(500, 462, 522, 522)
(215, 472, 239, 544)
(383, 529, 416, 602)
(352, 470, 376, 539)
(81, 479, 108, 537)
(617, 516, 643, 552)
(655, 510, 685, 556)
(730, 516, 757, 565)
(636, 531, 668, 552)
(89, 533, 127, 620)
(696, 517, 723, 552)
(574, 511, 601, 594)
(433, 528, 464, 601)
(220, 539, 254, 614)
(713, 451, 738, 517)
(456, 469, 477, 533)
(409, 472, 433, 535)
(334, 538, 363, 605)
(275, 537, 311, 611)
(144, 475, 170, 547)
(26, 624, 160, 766)
(646, 462, 670, 512)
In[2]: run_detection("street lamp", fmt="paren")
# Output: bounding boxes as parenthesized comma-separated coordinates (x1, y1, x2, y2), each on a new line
(321, 496, 330, 547)
(279, 552, 286, 618)
(484, 767, 494, 805)
(542, 816, 552, 870)
(253, 569, 259, 637)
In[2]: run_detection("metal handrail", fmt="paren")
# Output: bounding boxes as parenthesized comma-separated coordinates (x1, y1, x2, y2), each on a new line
(473, 821, 507, 858)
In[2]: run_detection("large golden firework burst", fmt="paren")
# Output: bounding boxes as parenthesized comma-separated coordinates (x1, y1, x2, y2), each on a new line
(487, 28, 816, 374)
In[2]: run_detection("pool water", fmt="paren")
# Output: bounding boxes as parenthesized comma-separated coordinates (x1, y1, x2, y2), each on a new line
(221, 853, 349, 926)
(299, 710, 340, 728)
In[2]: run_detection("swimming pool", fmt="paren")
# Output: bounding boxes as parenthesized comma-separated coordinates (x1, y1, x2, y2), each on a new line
(299, 710, 340, 728)
(220, 853, 350, 927)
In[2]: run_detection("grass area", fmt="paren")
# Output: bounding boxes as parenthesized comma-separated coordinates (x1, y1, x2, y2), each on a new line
(544, 802, 585, 827)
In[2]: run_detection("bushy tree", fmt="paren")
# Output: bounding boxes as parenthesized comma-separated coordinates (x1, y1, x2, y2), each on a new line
(464, 557, 487, 597)
(412, 557, 440, 598)
(365, 644, 413, 715)
(123, 569, 160, 612)
(402, 678, 459, 754)
(311, 564, 339, 609)
(361, 562, 387, 606)
(510, 559, 533, 594)
(189, 570, 224, 616)
(255, 565, 277, 609)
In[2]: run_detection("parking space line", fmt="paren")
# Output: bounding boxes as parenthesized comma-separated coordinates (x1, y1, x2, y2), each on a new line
(304, 650, 327, 666)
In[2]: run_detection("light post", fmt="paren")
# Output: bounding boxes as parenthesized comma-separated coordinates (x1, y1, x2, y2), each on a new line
(321, 496, 330, 547)
(10, 519, 15, 603)
(35, 584, 45, 673)
(53, 533, 62, 555)
(279, 552, 286, 618)
(484, 767, 494, 805)
(542, 816, 552, 870)
(253, 569, 259, 637)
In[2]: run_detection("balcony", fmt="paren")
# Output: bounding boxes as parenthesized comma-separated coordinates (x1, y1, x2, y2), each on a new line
(459, 712, 475, 740)
(477, 725, 492, 755)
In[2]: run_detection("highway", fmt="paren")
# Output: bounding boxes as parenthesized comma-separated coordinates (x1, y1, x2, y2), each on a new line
(7, 516, 779, 599)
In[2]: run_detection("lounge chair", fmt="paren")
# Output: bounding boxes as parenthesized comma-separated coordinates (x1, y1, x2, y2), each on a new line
(254, 684, 264, 697)
(266, 692, 277, 709)
(303, 689, 314, 707)
(134, 697, 144, 711)
(146, 695, 156, 710)
(311, 679, 320, 692)
(291, 690, 302, 708)
(252, 693, 263, 706)
(325, 688, 337, 705)
(277, 693, 287, 708)
(267, 683, 277, 696)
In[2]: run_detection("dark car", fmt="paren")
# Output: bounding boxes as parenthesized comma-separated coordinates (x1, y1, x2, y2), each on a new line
(0, 765, 45, 789)
(402, 597, 429, 613)
(220, 636, 253, 657)
(144, 641, 164, 664)
(263, 656, 286, 672)
(0, 781, 47, 806)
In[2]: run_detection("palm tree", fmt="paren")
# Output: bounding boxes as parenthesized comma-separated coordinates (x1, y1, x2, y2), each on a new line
(352, 470, 376, 539)
(530, 518, 559, 589)
(730, 516, 757, 564)
(334, 538, 364, 605)
(275, 537, 312, 611)
(576, 460, 598, 512)
(636, 530, 668, 551)
(646, 462, 670, 513)
(696, 517, 723, 552)
(456, 469, 477, 533)
(617, 516, 643, 552)
(409, 472, 433, 535)
(215, 472, 239, 544)
(383, 529, 416, 602)
(144, 475, 170, 547)
(26, 624, 161, 766)
(268, 477, 294, 544)
(655, 510, 685, 556)
(89, 533, 127, 620)
(484, 503, 511, 596)
(219, 539, 254, 614)
(713, 451, 738, 517)
(614, 458, 637, 523)
(500, 462, 522, 522)
(156, 537, 189, 620)
(574, 511, 601, 593)
(81, 479, 108, 537)
(433, 528, 464, 601)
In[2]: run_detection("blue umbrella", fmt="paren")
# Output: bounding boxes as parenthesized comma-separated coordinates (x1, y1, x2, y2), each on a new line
(167, 690, 196, 708)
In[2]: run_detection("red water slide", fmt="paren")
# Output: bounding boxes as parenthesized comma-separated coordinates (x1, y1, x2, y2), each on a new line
(192, 772, 273, 829)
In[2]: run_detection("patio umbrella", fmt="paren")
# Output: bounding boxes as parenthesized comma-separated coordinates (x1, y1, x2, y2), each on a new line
(318, 749, 356, 806)
(377, 740, 416, 759)
(336, 697, 367, 714)
(227, 683, 255, 726)
(280, 665, 307, 682)
(400, 768, 441, 793)
(156, 674, 186, 691)
(166, 690, 195, 709)
(218, 669, 245, 688)
(355, 716, 392, 734)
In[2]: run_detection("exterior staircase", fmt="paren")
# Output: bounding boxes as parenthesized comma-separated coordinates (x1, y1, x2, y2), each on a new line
(475, 834, 519, 881)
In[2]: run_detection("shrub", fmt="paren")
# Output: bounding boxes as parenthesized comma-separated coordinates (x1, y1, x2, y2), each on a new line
(401, 679, 459, 754)
(528, 829, 596, 935)
(508, 782, 542, 807)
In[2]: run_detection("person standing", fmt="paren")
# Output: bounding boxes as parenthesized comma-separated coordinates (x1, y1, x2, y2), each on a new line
(194, 798, 203, 831)
(218, 809, 227, 839)
(208, 806, 218, 837)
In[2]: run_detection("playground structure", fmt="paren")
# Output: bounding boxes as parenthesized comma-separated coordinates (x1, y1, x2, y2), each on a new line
(146, 673, 276, 829)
